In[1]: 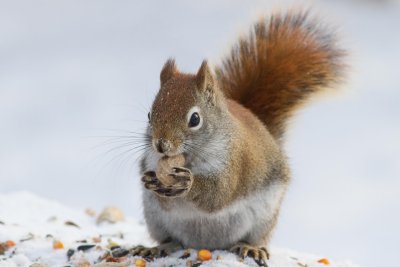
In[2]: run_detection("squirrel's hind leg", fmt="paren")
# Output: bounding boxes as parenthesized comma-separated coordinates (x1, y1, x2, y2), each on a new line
(230, 242, 269, 267)
(130, 238, 183, 259)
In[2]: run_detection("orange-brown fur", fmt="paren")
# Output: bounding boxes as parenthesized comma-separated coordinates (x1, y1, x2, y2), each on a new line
(151, 65, 287, 213)
(215, 11, 346, 140)
(137, 10, 346, 262)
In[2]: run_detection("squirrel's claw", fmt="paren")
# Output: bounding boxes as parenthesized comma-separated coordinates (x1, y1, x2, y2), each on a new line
(172, 167, 191, 174)
(141, 168, 193, 198)
(154, 188, 187, 197)
(230, 242, 269, 267)
(130, 245, 163, 259)
(141, 173, 158, 183)
(130, 240, 182, 259)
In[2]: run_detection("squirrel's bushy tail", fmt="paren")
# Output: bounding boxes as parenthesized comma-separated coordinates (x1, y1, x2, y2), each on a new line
(215, 11, 346, 140)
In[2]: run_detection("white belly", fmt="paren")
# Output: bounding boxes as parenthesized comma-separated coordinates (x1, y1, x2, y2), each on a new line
(143, 182, 286, 249)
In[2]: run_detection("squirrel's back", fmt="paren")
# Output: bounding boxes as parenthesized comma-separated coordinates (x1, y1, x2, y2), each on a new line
(215, 10, 346, 141)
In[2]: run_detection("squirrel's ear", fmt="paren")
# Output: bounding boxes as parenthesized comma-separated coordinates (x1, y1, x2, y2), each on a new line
(196, 60, 214, 92)
(160, 58, 177, 85)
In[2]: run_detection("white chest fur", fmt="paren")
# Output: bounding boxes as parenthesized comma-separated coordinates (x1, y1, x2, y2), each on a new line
(142, 181, 286, 249)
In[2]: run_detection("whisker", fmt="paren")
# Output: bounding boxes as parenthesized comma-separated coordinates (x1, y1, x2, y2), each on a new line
(184, 143, 222, 172)
(89, 138, 151, 151)
(101, 144, 152, 173)
(110, 145, 149, 178)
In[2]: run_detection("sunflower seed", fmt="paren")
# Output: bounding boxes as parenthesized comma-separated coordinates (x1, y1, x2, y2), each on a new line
(77, 244, 96, 251)
(65, 221, 80, 228)
(67, 249, 75, 260)
(111, 247, 129, 258)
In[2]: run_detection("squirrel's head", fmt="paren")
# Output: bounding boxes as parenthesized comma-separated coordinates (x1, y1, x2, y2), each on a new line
(147, 59, 229, 161)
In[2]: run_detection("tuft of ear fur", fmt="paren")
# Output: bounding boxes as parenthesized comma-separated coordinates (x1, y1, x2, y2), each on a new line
(196, 60, 214, 91)
(160, 58, 178, 85)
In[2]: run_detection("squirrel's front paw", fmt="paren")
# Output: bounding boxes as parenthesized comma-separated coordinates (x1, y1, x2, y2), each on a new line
(141, 168, 193, 198)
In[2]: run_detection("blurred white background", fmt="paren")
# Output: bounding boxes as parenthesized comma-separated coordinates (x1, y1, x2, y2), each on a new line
(1, 1, 399, 267)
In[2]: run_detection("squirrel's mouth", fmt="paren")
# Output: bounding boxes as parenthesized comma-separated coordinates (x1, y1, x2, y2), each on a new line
(162, 150, 182, 157)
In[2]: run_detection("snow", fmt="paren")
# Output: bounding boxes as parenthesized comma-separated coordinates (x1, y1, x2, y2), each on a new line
(0, 192, 358, 267)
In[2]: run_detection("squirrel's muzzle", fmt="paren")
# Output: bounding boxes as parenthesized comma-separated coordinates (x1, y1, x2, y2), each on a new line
(153, 138, 172, 154)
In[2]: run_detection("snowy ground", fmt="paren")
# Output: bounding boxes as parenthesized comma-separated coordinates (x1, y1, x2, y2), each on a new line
(0, 192, 358, 267)
(0, 1, 399, 267)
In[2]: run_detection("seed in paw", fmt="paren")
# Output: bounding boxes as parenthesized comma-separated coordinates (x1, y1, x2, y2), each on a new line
(156, 155, 185, 186)
(197, 249, 212, 261)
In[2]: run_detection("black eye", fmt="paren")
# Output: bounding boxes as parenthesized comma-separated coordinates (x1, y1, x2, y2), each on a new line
(188, 112, 200, 128)
(147, 112, 151, 122)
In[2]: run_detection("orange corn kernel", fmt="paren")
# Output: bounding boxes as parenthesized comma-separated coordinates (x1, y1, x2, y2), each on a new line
(53, 240, 64, 250)
(5, 240, 16, 247)
(197, 249, 212, 261)
(135, 258, 146, 267)
(318, 258, 330, 265)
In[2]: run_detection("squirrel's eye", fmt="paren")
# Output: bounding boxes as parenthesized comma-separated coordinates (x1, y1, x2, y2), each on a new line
(187, 106, 202, 130)
(147, 112, 151, 122)
(188, 112, 200, 128)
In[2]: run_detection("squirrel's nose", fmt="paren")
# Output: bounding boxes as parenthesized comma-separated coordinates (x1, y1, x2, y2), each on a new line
(154, 138, 172, 154)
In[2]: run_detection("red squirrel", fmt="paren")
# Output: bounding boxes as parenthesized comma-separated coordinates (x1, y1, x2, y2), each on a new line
(133, 10, 346, 266)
